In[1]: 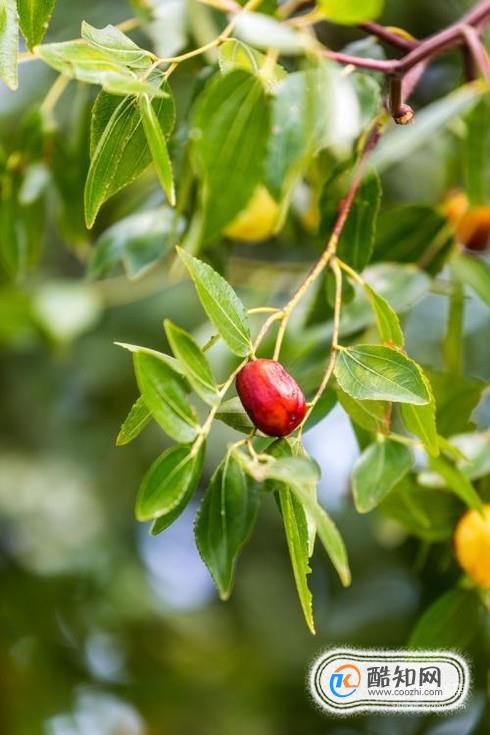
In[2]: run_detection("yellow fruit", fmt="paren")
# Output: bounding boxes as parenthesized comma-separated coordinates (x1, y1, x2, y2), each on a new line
(442, 190, 490, 252)
(454, 504, 490, 589)
(224, 186, 279, 242)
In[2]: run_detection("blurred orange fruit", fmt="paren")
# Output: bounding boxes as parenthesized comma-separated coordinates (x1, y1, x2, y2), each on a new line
(443, 191, 490, 252)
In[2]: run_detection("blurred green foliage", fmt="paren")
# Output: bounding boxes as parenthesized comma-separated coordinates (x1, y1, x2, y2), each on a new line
(0, 0, 489, 733)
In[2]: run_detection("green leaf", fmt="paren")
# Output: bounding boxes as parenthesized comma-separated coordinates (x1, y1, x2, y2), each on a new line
(380, 476, 461, 542)
(97, 73, 170, 98)
(89, 207, 185, 279)
(236, 450, 350, 586)
(178, 248, 252, 356)
(401, 403, 439, 458)
(116, 395, 151, 446)
(364, 263, 431, 312)
(326, 172, 381, 272)
(437, 435, 468, 463)
(195, 453, 259, 600)
(352, 438, 413, 512)
(294, 484, 351, 588)
(409, 587, 481, 649)
(233, 11, 310, 54)
(267, 439, 317, 558)
(192, 69, 271, 240)
(266, 71, 317, 200)
(338, 263, 430, 338)
(85, 82, 175, 227)
(36, 41, 156, 89)
(134, 351, 199, 443)
(278, 487, 315, 633)
(451, 252, 490, 306)
(401, 373, 439, 458)
(215, 397, 254, 434)
(334, 345, 431, 405)
(312, 61, 361, 151)
(164, 320, 219, 406)
(37, 34, 162, 96)
(0, 0, 18, 90)
(18, 0, 55, 50)
(353, 71, 382, 126)
(236, 451, 320, 487)
(363, 283, 404, 347)
(115, 342, 187, 377)
(371, 83, 484, 172)
(448, 432, 490, 482)
(319, 0, 384, 24)
(136, 442, 205, 522)
(419, 432, 490, 485)
(218, 39, 286, 87)
(425, 455, 483, 511)
(81, 21, 153, 69)
(463, 92, 490, 206)
(19, 162, 50, 204)
(0, 170, 44, 278)
(427, 369, 485, 436)
(90, 83, 175, 155)
(336, 386, 389, 433)
(138, 94, 175, 206)
(372, 205, 454, 275)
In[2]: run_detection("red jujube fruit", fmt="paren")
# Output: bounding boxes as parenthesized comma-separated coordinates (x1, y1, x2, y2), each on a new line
(236, 359, 307, 437)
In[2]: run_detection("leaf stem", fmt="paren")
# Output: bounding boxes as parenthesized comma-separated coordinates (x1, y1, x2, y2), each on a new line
(247, 306, 282, 315)
(443, 275, 465, 375)
(337, 257, 366, 287)
(201, 334, 221, 352)
(40, 74, 70, 115)
(388, 432, 422, 448)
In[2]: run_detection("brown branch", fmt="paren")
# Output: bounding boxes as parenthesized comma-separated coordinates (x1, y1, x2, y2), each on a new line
(461, 25, 490, 80)
(359, 21, 417, 51)
(322, 0, 490, 75)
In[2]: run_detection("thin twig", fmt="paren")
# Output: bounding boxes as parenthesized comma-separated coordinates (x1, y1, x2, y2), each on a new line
(301, 257, 343, 426)
(388, 432, 422, 448)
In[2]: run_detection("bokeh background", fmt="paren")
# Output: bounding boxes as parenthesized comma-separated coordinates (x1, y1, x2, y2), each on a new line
(0, 1, 489, 733)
